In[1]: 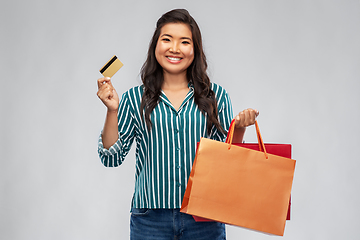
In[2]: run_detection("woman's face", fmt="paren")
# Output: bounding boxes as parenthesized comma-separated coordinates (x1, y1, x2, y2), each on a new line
(155, 23, 194, 77)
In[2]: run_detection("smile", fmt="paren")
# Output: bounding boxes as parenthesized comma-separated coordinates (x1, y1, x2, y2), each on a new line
(167, 56, 182, 61)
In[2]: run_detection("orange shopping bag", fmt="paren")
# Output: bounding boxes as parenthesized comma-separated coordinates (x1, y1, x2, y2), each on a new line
(180, 120, 296, 236)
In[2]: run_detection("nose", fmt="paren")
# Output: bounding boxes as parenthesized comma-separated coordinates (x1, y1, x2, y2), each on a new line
(169, 42, 180, 53)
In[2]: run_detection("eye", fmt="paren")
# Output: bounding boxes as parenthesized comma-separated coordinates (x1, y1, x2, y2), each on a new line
(162, 38, 171, 42)
(182, 40, 190, 44)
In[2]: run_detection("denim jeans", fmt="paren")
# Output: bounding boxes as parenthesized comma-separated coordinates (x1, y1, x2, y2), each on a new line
(130, 208, 226, 240)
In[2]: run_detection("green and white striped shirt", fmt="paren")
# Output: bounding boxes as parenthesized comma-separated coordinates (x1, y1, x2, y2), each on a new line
(98, 83, 233, 209)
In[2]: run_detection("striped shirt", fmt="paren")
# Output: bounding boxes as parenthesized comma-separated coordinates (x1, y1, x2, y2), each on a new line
(98, 83, 233, 209)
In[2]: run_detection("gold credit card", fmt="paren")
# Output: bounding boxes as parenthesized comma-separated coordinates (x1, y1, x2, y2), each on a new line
(99, 55, 123, 77)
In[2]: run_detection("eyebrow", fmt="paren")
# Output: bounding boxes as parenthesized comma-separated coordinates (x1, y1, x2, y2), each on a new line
(160, 34, 192, 41)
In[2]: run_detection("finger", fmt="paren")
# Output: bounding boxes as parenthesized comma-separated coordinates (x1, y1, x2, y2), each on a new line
(97, 89, 111, 101)
(97, 77, 111, 89)
(235, 111, 245, 128)
(247, 108, 256, 125)
(239, 109, 255, 127)
(244, 109, 251, 126)
(234, 113, 240, 125)
(97, 77, 108, 89)
(97, 85, 113, 100)
(108, 89, 114, 100)
(248, 108, 259, 118)
(99, 83, 115, 98)
(97, 84, 111, 96)
(234, 108, 259, 128)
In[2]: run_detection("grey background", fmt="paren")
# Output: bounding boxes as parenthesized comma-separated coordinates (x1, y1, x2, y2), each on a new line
(1, 0, 359, 239)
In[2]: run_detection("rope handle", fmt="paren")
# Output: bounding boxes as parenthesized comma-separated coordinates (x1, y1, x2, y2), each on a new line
(226, 119, 268, 159)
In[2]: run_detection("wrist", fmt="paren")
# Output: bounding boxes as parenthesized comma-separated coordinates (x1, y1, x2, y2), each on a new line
(235, 125, 246, 130)
(232, 126, 246, 143)
(107, 108, 118, 115)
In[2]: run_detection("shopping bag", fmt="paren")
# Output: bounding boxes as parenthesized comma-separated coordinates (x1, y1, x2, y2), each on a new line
(224, 119, 292, 220)
(180, 120, 296, 236)
(230, 143, 292, 221)
(192, 137, 292, 222)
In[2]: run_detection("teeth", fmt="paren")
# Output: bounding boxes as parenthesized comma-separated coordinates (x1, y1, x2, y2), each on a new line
(167, 57, 181, 61)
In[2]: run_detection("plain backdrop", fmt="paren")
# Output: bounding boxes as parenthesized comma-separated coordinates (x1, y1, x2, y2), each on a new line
(1, 0, 359, 239)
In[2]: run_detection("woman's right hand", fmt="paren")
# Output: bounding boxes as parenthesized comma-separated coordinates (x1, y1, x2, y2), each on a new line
(97, 77, 119, 112)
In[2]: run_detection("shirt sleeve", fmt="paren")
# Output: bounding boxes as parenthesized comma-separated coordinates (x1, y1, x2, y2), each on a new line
(210, 84, 234, 142)
(97, 92, 136, 167)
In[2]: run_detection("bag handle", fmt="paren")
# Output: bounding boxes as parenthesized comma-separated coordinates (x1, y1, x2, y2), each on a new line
(226, 119, 268, 159)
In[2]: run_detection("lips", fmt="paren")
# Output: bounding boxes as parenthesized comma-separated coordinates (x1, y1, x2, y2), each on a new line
(167, 56, 182, 61)
(166, 56, 182, 63)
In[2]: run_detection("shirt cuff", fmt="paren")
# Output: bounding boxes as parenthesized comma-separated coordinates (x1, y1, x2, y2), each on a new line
(98, 133, 123, 156)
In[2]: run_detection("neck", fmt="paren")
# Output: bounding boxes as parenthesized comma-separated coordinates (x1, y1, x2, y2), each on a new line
(162, 71, 188, 90)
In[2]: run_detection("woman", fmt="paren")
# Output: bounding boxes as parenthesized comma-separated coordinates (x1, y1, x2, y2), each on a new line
(97, 9, 258, 240)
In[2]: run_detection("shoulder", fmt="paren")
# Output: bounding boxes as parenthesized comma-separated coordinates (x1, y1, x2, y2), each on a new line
(211, 82, 229, 101)
(121, 85, 144, 101)
(118, 86, 144, 113)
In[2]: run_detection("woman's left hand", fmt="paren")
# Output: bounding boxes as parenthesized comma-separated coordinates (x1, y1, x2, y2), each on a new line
(234, 108, 259, 128)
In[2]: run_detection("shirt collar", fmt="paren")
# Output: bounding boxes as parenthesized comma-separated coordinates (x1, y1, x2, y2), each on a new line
(159, 82, 194, 113)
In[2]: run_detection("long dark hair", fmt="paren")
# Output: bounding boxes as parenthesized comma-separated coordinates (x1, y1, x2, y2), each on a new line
(140, 9, 225, 135)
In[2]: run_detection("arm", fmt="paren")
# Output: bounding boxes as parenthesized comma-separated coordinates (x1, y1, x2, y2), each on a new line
(232, 126, 246, 143)
(97, 77, 120, 149)
(102, 110, 119, 149)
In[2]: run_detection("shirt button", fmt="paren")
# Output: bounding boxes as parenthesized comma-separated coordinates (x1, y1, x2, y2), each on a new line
(175, 129, 179, 133)
(176, 165, 181, 169)
(176, 147, 180, 151)
(176, 183, 181, 187)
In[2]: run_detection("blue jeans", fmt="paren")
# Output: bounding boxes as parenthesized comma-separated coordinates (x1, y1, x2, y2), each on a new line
(130, 208, 226, 240)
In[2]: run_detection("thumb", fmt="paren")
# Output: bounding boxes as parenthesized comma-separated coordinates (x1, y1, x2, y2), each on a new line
(234, 112, 244, 127)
